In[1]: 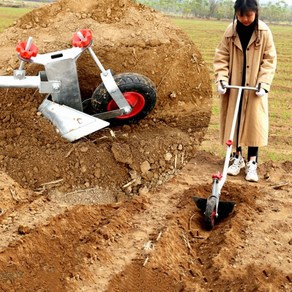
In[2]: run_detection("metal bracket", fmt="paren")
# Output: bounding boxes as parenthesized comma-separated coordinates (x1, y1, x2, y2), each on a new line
(100, 69, 132, 114)
(39, 80, 61, 93)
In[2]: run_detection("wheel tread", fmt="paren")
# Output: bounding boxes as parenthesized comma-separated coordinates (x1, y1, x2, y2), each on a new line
(90, 72, 156, 124)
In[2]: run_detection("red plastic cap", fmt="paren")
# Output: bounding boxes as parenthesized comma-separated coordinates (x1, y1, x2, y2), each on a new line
(226, 139, 233, 146)
(72, 29, 92, 48)
(212, 173, 223, 180)
(16, 41, 38, 59)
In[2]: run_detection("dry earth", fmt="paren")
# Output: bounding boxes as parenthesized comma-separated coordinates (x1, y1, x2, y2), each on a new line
(0, 0, 291, 291)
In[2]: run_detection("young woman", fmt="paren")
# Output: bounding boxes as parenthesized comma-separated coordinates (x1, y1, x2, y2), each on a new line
(214, 0, 277, 182)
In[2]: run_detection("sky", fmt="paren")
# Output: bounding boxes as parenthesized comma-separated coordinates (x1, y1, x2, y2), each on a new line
(280, 0, 292, 4)
(260, 0, 292, 5)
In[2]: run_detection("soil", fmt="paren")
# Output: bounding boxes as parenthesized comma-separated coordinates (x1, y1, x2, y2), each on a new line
(0, 1, 291, 291)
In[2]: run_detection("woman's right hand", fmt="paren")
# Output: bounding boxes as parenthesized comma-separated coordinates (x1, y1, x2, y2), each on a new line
(217, 80, 228, 94)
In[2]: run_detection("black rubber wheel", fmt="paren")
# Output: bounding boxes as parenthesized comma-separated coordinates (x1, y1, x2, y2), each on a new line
(204, 197, 217, 231)
(91, 72, 156, 124)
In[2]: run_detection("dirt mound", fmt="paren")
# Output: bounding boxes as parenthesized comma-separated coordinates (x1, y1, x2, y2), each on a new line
(0, 0, 211, 195)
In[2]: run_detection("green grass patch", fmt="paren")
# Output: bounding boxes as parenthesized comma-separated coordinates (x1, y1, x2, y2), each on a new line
(0, 7, 32, 31)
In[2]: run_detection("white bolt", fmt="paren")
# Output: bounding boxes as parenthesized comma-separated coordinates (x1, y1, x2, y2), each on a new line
(52, 83, 61, 91)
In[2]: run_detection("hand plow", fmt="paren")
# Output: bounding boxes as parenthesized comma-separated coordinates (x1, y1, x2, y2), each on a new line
(0, 29, 156, 142)
(193, 84, 258, 230)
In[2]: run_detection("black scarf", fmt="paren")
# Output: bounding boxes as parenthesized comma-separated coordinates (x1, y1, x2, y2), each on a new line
(236, 20, 256, 85)
(236, 20, 256, 52)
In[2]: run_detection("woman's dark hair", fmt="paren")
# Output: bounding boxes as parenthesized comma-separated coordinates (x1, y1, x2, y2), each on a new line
(233, 0, 259, 32)
(234, 0, 259, 16)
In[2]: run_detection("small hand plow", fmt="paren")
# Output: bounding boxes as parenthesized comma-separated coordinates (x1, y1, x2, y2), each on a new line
(0, 29, 156, 142)
(193, 84, 258, 230)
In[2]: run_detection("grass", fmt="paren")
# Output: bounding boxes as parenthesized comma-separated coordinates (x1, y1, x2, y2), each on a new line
(0, 10, 290, 162)
(0, 7, 31, 32)
(171, 18, 292, 163)
(0, 7, 32, 31)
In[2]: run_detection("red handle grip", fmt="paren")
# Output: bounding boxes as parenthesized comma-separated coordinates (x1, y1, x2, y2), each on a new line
(16, 41, 38, 59)
(72, 29, 92, 48)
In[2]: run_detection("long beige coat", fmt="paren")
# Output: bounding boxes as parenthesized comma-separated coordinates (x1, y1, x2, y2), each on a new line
(214, 20, 277, 148)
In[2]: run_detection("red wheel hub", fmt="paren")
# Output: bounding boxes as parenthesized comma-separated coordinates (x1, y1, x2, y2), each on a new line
(107, 92, 145, 119)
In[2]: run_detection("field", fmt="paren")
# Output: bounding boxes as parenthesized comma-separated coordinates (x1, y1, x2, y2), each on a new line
(0, 4, 291, 291)
(0, 7, 31, 31)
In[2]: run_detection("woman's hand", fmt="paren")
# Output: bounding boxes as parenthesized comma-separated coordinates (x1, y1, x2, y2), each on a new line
(217, 81, 228, 94)
(255, 84, 267, 97)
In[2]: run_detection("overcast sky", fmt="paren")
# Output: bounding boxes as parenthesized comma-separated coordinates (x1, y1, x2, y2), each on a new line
(260, 0, 292, 5)
(280, 0, 292, 4)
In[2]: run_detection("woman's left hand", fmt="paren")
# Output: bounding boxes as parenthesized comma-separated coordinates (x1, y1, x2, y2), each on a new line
(255, 87, 266, 97)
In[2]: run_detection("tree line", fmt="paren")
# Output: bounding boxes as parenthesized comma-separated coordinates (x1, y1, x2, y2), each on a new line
(137, 0, 292, 23)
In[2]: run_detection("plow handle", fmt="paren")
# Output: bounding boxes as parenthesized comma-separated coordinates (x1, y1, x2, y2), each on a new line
(219, 84, 258, 191)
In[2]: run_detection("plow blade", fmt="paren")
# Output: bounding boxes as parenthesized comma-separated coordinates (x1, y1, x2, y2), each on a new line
(193, 196, 236, 221)
(38, 99, 109, 142)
